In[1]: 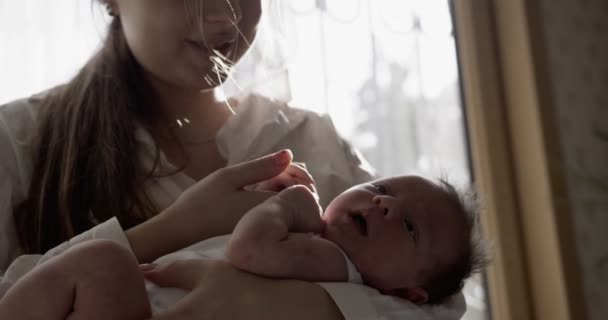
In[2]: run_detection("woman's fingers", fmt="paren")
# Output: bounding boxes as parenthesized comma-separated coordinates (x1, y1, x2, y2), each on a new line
(253, 173, 314, 192)
(249, 162, 317, 193)
(285, 162, 315, 184)
(214, 150, 293, 189)
(143, 260, 208, 290)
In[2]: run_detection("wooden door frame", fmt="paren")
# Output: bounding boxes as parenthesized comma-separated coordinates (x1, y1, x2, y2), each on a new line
(452, 0, 587, 319)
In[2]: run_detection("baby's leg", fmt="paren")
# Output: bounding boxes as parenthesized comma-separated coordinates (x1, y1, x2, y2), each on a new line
(0, 240, 151, 320)
(65, 240, 151, 320)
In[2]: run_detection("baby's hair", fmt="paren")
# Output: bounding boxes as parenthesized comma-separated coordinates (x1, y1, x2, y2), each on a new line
(423, 179, 491, 305)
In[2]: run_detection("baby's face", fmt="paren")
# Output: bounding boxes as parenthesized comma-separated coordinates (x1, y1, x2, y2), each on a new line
(322, 176, 466, 292)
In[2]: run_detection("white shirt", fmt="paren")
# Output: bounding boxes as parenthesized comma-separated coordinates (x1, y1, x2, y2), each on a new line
(0, 91, 466, 320)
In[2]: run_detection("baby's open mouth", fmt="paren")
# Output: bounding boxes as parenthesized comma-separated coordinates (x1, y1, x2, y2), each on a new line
(351, 214, 368, 237)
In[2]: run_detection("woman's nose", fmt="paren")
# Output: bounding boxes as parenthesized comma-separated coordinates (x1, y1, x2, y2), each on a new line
(204, 0, 243, 25)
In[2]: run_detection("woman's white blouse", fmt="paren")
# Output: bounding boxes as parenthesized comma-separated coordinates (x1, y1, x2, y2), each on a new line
(0, 92, 465, 319)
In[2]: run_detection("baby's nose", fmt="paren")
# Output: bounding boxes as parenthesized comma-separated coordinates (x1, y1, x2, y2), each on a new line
(372, 196, 400, 220)
(373, 195, 392, 212)
(361, 203, 382, 217)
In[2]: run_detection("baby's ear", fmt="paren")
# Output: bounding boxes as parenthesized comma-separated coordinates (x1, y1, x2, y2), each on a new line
(382, 287, 429, 305)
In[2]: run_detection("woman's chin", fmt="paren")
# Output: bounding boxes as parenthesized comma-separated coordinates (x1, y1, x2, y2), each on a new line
(173, 74, 227, 92)
(192, 71, 231, 89)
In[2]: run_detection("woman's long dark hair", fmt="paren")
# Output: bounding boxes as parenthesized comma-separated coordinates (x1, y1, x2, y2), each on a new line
(15, 17, 162, 254)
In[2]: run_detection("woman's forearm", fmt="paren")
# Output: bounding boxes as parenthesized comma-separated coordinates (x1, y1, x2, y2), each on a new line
(125, 208, 185, 263)
(242, 280, 345, 320)
(146, 260, 344, 320)
(126, 204, 248, 263)
(125, 221, 165, 264)
(152, 281, 344, 320)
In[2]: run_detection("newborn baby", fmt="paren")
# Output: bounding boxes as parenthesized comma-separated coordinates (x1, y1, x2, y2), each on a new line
(227, 175, 484, 305)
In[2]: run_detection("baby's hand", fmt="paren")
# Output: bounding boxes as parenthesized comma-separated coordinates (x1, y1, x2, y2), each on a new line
(249, 162, 317, 194)
(275, 185, 324, 234)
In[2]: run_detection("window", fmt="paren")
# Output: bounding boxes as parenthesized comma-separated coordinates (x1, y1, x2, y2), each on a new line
(279, 1, 487, 318)
(0, 0, 106, 104)
(282, 0, 470, 183)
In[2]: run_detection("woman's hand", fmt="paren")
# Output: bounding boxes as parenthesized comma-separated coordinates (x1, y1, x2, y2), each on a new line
(127, 150, 294, 263)
(249, 162, 317, 194)
(144, 259, 345, 320)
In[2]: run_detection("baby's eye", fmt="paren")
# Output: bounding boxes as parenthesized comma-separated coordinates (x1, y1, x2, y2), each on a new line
(404, 219, 418, 243)
(373, 184, 387, 194)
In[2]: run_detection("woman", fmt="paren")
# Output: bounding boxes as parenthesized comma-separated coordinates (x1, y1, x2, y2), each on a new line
(0, 0, 465, 319)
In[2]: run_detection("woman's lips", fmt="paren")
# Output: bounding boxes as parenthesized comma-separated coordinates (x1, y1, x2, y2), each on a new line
(185, 39, 235, 57)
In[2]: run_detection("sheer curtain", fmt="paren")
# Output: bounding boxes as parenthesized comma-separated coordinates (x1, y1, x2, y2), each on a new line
(0, 0, 107, 104)
(0, 0, 487, 318)
(280, 3, 487, 317)
(280, 0, 470, 184)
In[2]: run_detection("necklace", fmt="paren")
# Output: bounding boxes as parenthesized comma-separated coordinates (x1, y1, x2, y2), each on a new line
(166, 100, 236, 146)
(168, 117, 217, 146)
(169, 117, 191, 129)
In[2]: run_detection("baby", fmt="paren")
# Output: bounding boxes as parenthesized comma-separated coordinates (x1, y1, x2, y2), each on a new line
(228, 175, 486, 305)
(0, 174, 487, 319)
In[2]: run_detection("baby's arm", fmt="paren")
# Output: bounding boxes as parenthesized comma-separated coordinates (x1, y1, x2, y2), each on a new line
(227, 186, 348, 282)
